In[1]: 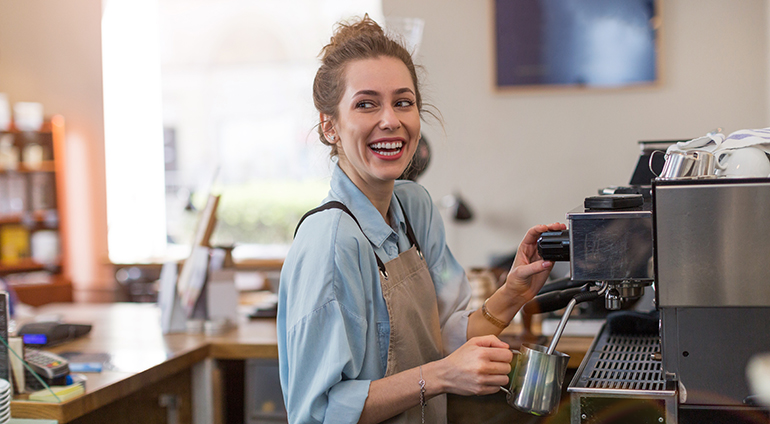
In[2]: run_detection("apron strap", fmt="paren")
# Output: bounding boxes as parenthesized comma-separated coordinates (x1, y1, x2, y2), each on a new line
(294, 201, 388, 276)
(395, 197, 422, 257)
(294, 196, 425, 278)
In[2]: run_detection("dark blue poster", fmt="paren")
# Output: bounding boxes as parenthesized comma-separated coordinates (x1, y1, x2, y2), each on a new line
(495, 0, 659, 88)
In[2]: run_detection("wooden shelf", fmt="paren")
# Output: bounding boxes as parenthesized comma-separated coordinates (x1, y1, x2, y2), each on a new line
(0, 160, 56, 173)
(0, 115, 70, 306)
(0, 257, 60, 274)
(0, 209, 58, 225)
(0, 120, 54, 135)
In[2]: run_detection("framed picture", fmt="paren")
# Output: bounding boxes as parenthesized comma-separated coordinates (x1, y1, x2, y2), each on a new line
(494, 0, 661, 90)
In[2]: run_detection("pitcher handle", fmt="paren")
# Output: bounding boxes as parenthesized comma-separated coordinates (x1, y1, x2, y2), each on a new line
(715, 149, 732, 171)
(499, 348, 521, 395)
(649, 150, 665, 177)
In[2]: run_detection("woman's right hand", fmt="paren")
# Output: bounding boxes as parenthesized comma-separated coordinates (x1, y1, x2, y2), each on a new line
(434, 335, 513, 396)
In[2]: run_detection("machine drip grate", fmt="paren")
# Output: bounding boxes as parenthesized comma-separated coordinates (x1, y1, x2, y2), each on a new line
(583, 335, 665, 391)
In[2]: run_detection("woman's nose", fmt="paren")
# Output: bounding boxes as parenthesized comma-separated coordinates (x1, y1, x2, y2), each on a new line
(378, 106, 401, 130)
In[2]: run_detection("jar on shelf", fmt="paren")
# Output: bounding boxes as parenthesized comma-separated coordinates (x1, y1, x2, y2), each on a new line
(467, 267, 497, 311)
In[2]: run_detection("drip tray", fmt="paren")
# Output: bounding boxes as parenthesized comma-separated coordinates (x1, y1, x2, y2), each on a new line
(568, 326, 678, 424)
(577, 333, 665, 391)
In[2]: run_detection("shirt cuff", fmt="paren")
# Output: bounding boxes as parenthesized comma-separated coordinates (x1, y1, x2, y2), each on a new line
(442, 309, 473, 353)
(326, 379, 371, 423)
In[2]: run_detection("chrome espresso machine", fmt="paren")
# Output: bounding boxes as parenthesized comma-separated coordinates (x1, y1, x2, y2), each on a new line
(538, 177, 770, 424)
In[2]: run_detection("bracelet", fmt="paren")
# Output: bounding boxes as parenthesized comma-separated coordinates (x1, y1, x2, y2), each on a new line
(482, 298, 509, 330)
(418, 365, 426, 423)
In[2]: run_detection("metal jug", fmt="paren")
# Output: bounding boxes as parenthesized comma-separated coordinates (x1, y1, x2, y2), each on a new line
(499, 343, 570, 416)
(650, 149, 721, 179)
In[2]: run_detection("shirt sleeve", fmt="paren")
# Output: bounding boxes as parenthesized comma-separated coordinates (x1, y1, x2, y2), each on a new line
(278, 210, 380, 424)
(284, 300, 371, 423)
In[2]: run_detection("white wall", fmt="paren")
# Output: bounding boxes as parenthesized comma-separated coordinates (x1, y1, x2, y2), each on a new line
(384, 0, 769, 267)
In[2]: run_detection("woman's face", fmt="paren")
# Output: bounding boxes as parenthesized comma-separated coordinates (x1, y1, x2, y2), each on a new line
(326, 56, 421, 192)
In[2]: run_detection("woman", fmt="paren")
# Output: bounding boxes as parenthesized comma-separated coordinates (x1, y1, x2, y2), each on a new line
(277, 16, 566, 424)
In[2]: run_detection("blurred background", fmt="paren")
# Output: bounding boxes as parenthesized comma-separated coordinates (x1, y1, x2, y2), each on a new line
(0, 0, 767, 301)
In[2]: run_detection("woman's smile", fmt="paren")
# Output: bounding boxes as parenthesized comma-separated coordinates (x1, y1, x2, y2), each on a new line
(369, 138, 405, 159)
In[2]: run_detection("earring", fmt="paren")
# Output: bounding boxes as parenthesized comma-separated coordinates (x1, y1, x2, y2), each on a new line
(329, 135, 336, 141)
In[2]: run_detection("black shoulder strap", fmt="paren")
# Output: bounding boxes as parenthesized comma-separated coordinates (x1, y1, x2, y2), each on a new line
(294, 201, 387, 275)
(294, 201, 355, 238)
(396, 196, 422, 255)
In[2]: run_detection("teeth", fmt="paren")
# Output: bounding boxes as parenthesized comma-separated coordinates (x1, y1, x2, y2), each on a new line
(370, 141, 403, 150)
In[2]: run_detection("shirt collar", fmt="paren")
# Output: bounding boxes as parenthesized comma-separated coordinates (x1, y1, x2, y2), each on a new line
(328, 163, 405, 248)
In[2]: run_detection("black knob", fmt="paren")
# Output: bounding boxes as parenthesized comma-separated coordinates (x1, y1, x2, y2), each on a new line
(537, 230, 570, 261)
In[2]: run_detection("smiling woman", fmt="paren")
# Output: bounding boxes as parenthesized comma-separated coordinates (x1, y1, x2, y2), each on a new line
(277, 15, 566, 424)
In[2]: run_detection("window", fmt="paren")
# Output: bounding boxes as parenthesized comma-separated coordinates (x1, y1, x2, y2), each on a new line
(104, 0, 383, 262)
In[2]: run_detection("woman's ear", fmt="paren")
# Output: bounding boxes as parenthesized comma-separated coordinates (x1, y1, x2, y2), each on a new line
(320, 113, 337, 144)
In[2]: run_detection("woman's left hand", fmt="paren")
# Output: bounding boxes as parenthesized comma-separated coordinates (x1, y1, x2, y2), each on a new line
(503, 222, 567, 305)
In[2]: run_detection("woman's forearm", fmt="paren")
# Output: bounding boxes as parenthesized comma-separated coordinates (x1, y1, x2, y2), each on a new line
(357, 335, 512, 423)
(466, 285, 527, 339)
(358, 362, 446, 424)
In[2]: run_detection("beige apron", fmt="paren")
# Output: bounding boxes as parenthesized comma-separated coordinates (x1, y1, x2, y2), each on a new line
(295, 199, 447, 423)
(380, 243, 447, 424)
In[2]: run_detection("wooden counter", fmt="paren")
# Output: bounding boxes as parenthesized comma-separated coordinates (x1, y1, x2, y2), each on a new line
(10, 303, 593, 423)
(11, 303, 277, 423)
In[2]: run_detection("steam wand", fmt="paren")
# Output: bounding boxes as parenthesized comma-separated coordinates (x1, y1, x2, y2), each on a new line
(546, 282, 608, 355)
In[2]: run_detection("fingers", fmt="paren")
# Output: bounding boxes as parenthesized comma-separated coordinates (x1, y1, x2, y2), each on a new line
(546, 222, 568, 231)
(468, 336, 515, 365)
(451, 338, 514, 381)
(479, 376, 513, 395)
(519, 222, 568, 250)
(468, 345, 513, 394)
(483, 345, 514, 365)
(470, 334, 511, 350)
(511, 259, 554, 280)
(520, 224, 548, 245)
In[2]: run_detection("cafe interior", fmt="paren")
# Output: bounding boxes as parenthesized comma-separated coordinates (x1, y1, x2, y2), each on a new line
(1, 0, 770, 423)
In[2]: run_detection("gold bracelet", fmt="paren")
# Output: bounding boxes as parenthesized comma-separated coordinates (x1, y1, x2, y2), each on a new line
(482, 298, 509, 330)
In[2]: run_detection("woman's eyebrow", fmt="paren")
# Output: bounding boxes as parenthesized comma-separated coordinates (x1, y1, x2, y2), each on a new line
(352, 87, 414, 97)
(353, 89, 380, 97)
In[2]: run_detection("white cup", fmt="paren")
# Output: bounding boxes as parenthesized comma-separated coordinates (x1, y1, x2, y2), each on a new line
(30, 230, 60, 265)
(22, 143, 44, 168)
(715, 147, 770, 178)
(13, 102, 44, 131)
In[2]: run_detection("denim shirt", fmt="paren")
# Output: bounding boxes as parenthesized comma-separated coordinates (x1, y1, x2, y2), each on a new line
(277, 164, 471, 423)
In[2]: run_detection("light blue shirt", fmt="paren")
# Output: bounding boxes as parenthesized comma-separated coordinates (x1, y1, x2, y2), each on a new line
(277, 164, 471, 424)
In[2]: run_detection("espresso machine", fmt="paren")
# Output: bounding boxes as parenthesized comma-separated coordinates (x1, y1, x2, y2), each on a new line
(538, 177, 770, 424)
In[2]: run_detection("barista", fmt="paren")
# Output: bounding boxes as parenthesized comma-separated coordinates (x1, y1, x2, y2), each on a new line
(277, 15, 566, 424)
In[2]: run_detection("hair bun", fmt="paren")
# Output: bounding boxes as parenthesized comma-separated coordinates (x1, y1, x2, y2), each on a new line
(320, 14, 389, 62)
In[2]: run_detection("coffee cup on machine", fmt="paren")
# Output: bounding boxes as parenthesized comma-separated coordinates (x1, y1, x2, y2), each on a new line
(499, 343, 570, 416)
(715, 147, 770, 178)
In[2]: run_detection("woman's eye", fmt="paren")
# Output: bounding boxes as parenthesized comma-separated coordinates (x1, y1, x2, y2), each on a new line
(356, 101, 375, 109)
(395, 99, 415, 108)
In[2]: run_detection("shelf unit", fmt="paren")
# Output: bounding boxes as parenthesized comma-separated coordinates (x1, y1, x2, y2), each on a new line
(0, 116, 72, 306)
